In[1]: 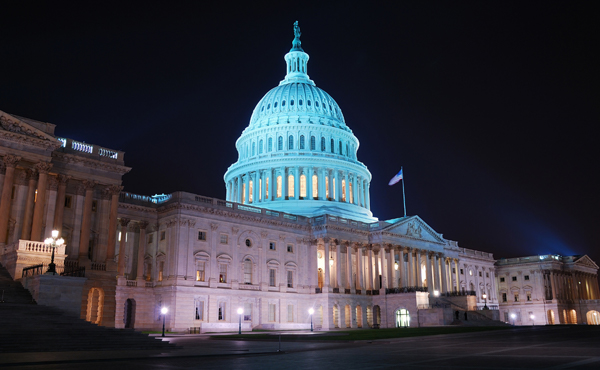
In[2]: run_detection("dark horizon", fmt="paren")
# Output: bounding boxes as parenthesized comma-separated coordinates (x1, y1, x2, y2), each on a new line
(1, 1, 598, 266)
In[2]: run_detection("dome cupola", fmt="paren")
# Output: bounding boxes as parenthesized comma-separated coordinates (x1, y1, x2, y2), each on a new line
(224, 22, 375, 222)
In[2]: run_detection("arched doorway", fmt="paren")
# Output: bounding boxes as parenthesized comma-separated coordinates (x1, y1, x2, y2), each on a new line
(124, 298, 136, 328)
(344, 305, 351, 328)
(547, 309, 555, 325)
(562, 309, 567, 324)
(373, 305, 381, 327)
(367, 306, 373, 327)
(356, 306, 363, 328)
(395, 308, 410, 328)
(86, 288, 104, 325)
(317, 268, 323, 289)
(586, 310, 600, 325)
(569, 309, 577, 324)
(332, 305, 340, 328)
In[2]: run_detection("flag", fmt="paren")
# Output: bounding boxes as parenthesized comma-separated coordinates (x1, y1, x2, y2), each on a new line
(388, 169, 403, 186)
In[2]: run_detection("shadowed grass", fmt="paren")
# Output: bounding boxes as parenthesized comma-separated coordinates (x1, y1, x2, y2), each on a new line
(212, 326, 512, 341)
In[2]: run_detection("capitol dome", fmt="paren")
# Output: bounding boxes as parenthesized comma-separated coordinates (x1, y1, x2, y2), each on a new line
(224, 22, 375, 222)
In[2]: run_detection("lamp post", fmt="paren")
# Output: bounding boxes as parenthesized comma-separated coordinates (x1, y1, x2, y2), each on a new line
(237, 307, 244, 334)
(44, 230, 64, 275)
(510, 313, 516, 326)
(530, 314, 535, 326)
(308, 308, 314, 332)
(161, 307, 168, 337)
(482, 293, 488, 310)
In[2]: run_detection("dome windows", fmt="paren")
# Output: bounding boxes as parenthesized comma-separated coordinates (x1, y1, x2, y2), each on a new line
(274, 101, 278, 108)
(310, 136, 316, 151)
(278, 136, 283, 151)
(267, 103, 271, 110)
(299, 99, 303, 106)
(307, 100, 311, 106)
(268, 138, 273, 152)
(259, 139, 264, 154)
(288, 135, 294, 150)
(290, 100, 294, 106)
(315, 101, 319, 108)
(330, 139, 335, 153)
(300, 135, 305, 150)
(321, 137, 326, 152)
(282, 100, 286, 107)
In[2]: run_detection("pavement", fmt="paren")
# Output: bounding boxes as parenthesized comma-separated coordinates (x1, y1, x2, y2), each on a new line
(1, 326, 600, 369)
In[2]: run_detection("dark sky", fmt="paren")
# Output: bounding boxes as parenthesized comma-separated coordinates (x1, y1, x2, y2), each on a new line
(1, 1, 598, 265)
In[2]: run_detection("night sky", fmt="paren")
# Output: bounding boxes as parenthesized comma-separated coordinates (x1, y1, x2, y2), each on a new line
(1, 2, 598, 265)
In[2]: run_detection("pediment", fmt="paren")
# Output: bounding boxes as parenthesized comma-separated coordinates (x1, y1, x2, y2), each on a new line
(382, 215, 446, 243)
(0, 110, 61, 147)
(574, 255, 599, 269)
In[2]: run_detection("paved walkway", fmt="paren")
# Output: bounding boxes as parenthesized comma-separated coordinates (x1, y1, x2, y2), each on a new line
(2, 326, 600, 369)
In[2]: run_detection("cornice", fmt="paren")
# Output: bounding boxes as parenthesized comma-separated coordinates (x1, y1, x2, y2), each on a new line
(52, 152, 131, 175)
(0, 130, 60, 150)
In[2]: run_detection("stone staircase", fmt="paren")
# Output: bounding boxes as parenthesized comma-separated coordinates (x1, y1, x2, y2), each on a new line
(434, 296, 509, 327)
(0, 263, 178, 353)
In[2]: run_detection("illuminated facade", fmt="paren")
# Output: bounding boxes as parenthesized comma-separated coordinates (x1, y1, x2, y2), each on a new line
(0, 23, 598, 331)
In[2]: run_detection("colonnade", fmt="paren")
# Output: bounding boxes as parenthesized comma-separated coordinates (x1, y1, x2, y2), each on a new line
(225, 167, 371, 210)
(316, 239, 461, 295)
(0, 155, 124, 267)
(548, 270, 600, 301)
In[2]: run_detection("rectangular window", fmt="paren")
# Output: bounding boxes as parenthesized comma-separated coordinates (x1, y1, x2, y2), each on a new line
(147, 234, 153, 244)
(500, 277, 505, 282)
(158, 261, 164, 282)
(502, 293, 507, 302)
(287, 244, 293, 253)
(269, 269, 276, 287)
(512, 276, 517, 281)
(269, 304, 276, 322)
(460, 269, 464, 275)
(486, 272, 489, 278)
(218, 302, 226, 321)
(452, 267, 456, 274)
(198, 231, 207, 241)
(288, 175, 294, 198)
(220, 234, 228, 244)
(145, 262, 152, 281)
(244, 303, 252, 321)
(91, 200, 97, 212)
(219, 264, 227, 283)
(504, 312, 509, 322)
(64, 195, 72, 208)
(300, 175, 306, 197)
(526, 292, 532, 301)
(524, 275, 530, 281)
(195, 300, 204, 320)
(287, 270, 293, 288)
(160, 231, 166, 241)
(514, 294, 519, 302)
(269, 241, 276, 250)
(479, 271, 482, 277)
(196, 261, 205, 282)
(341, 180, 346, 202)
(287, 304, 294, 322)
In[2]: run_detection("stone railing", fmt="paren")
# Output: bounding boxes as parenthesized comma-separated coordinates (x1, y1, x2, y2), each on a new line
(56, 137, 123, 162)
(312, 215, 371, 230)
(16, 240, 66, 255)
(91, 262, 106, 271)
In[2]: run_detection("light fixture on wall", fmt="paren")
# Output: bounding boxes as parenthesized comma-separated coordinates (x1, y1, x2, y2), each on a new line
(329, 256, 334, 266)
(394, 261, 399, 270)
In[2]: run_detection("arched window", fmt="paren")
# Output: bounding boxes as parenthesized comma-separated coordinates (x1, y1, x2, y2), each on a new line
(288, 175, 294, 198)
(339, 141, 342, 154)
(299, 99, 303, 106)
(259, 139, 263, 154)
(244, 259, 252, 284)
(321, 137, 326, 151)
(349, 182, 353, 203)
(312, 174, 318, 198)
(276, 176, 282, 198)
(288, 135, 294, 150)
(278, 136, 283, 151)
(346, 143, 349, 156)
(268, 138, 273, 152)
(341, 179, 346, 202)
(252, 142, 256, 156)
(330, 139, 335, 153)
(307, 100, 311, 106)
(282, 100, 286, 107)
(274, 101, 278, 108)
(310, 136, 316, 150)
(249, 180, 253, 203)
(300, 174, 306, 197)
(300, 135, 305, 149)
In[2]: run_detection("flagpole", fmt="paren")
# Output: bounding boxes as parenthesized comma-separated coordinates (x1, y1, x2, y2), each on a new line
(401, 166, 406, 217)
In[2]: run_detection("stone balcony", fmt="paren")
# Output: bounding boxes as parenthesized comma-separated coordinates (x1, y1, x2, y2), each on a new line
(0, 239, 67, 279)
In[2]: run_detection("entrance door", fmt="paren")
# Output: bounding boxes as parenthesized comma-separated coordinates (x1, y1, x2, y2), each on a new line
(124, 298, 136, 329)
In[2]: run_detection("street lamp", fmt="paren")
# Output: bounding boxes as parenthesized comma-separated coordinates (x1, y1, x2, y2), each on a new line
(329, 255, 334, 267)
(237, 307, 244, 334)
(530, 314, 535, 326)
(510, 313, 516, 326)
(161, 307, 168, 337)
(433, 290, 439, 297)
(308, 308, 314, 332)
(482, 293, 488, 310)
(44, 230, 64, 275)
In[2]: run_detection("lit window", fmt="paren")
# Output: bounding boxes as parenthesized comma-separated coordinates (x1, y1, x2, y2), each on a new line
(526, 292, 532, 301)
(242, 183, 246, 204)
(219, 264, 227, 283)
(514, 294, 519, 302)
(158, 261, 164, 282)
(259, 178, 262, 201)
(349, 182, 353, 203)
(195, 300, 204, 320)
(288, 175, 294, 197)
(300, 175, 306, 197)
(266, 177, 269, 199)
(196, 261, 205, 282)
(276, 176, 282, 198)
(249, 180, 253, 203)
(312, 175, 318, 198)
(341, 180, 346, 202)
(325, 177, 329, 198)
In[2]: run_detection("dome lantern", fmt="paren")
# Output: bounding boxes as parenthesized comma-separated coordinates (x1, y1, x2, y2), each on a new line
(280, 21, 315, 86)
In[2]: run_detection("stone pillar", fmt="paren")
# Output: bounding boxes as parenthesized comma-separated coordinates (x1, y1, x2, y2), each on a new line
(294, 167, 300, 198)
(355, 244, 364, 291)
(441, 257, 448, 293)
(425, 253, 433, 293)
(344, 171, 349, 202)
(455, 259, 461, 292)
(433, 254, 441, 292)
(78, 180, 97, 262)
(353, 175, 358, 205)
(416, 250, 422, 287)
(52, 175, 69, 233)
(136, 221, 148, 281)
(550, 271, 557, 300)
(268, 170, 274, 201)
(407, 249, 414, 286)
(117, 218, 131, 276)
(30, 162, 52, 241)
(367, 245, 373, 290)
(328, 170, 334, 200)
(0, 156, 20, 244)
(366, 183, 371, 210)
(253, 171, 259, 203)
(346, 244, 353, 291)
(105, 185, 122, 271)
(335, 242, 342, 289)
(20, 169, 37, 240)
(373, 248, 380, 290)
(307, 167, 313, 199)
(260, 171, 266, 202)
(323, 238, 331, 291)
(399, 248, 405, 288)
(387, 246, 395, 289)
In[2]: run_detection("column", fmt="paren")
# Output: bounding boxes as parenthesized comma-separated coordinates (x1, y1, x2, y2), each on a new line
(550, 271, 557, 300)
(387, 246, 394, 289)
(367, 245, 373, 290)
(52, 175, 69, 233)
(399, 248, 405, 288)
(455, 259, 461, 292)
(356, 244, 364, 291)
(425, 253, 434, 293)
(78, 180, 97, 262)
(353, 175, 358, 205)
(294, 167, 300, 199)
(117, 218, 131, 276)
(373, 248, 380, 290)
(20, 169, 37, 240)
(328, 170, 334, 200)
(441, 257, 448, 293)
(260, 171, 266, 202)
(236, 175, 242, 203)
(323, 238, 331, 291)
(0, 155, 20, 244)
(416, 250, 422, 287)
(346, 244, 353, 291)
(253, 171, 259, 203)
(136, 221, 148, 280)
(344, 171, 349, 202)
(30, 162, 52, 241)
(105, 185, 122, 263)
(366, 183, 371, 210)
(335, 242, 342, 289)
(268, 169, 274, 201)
(307, 167, 313, 200)
(433, 254, 441, 292)
(407, 249, 414, 286)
